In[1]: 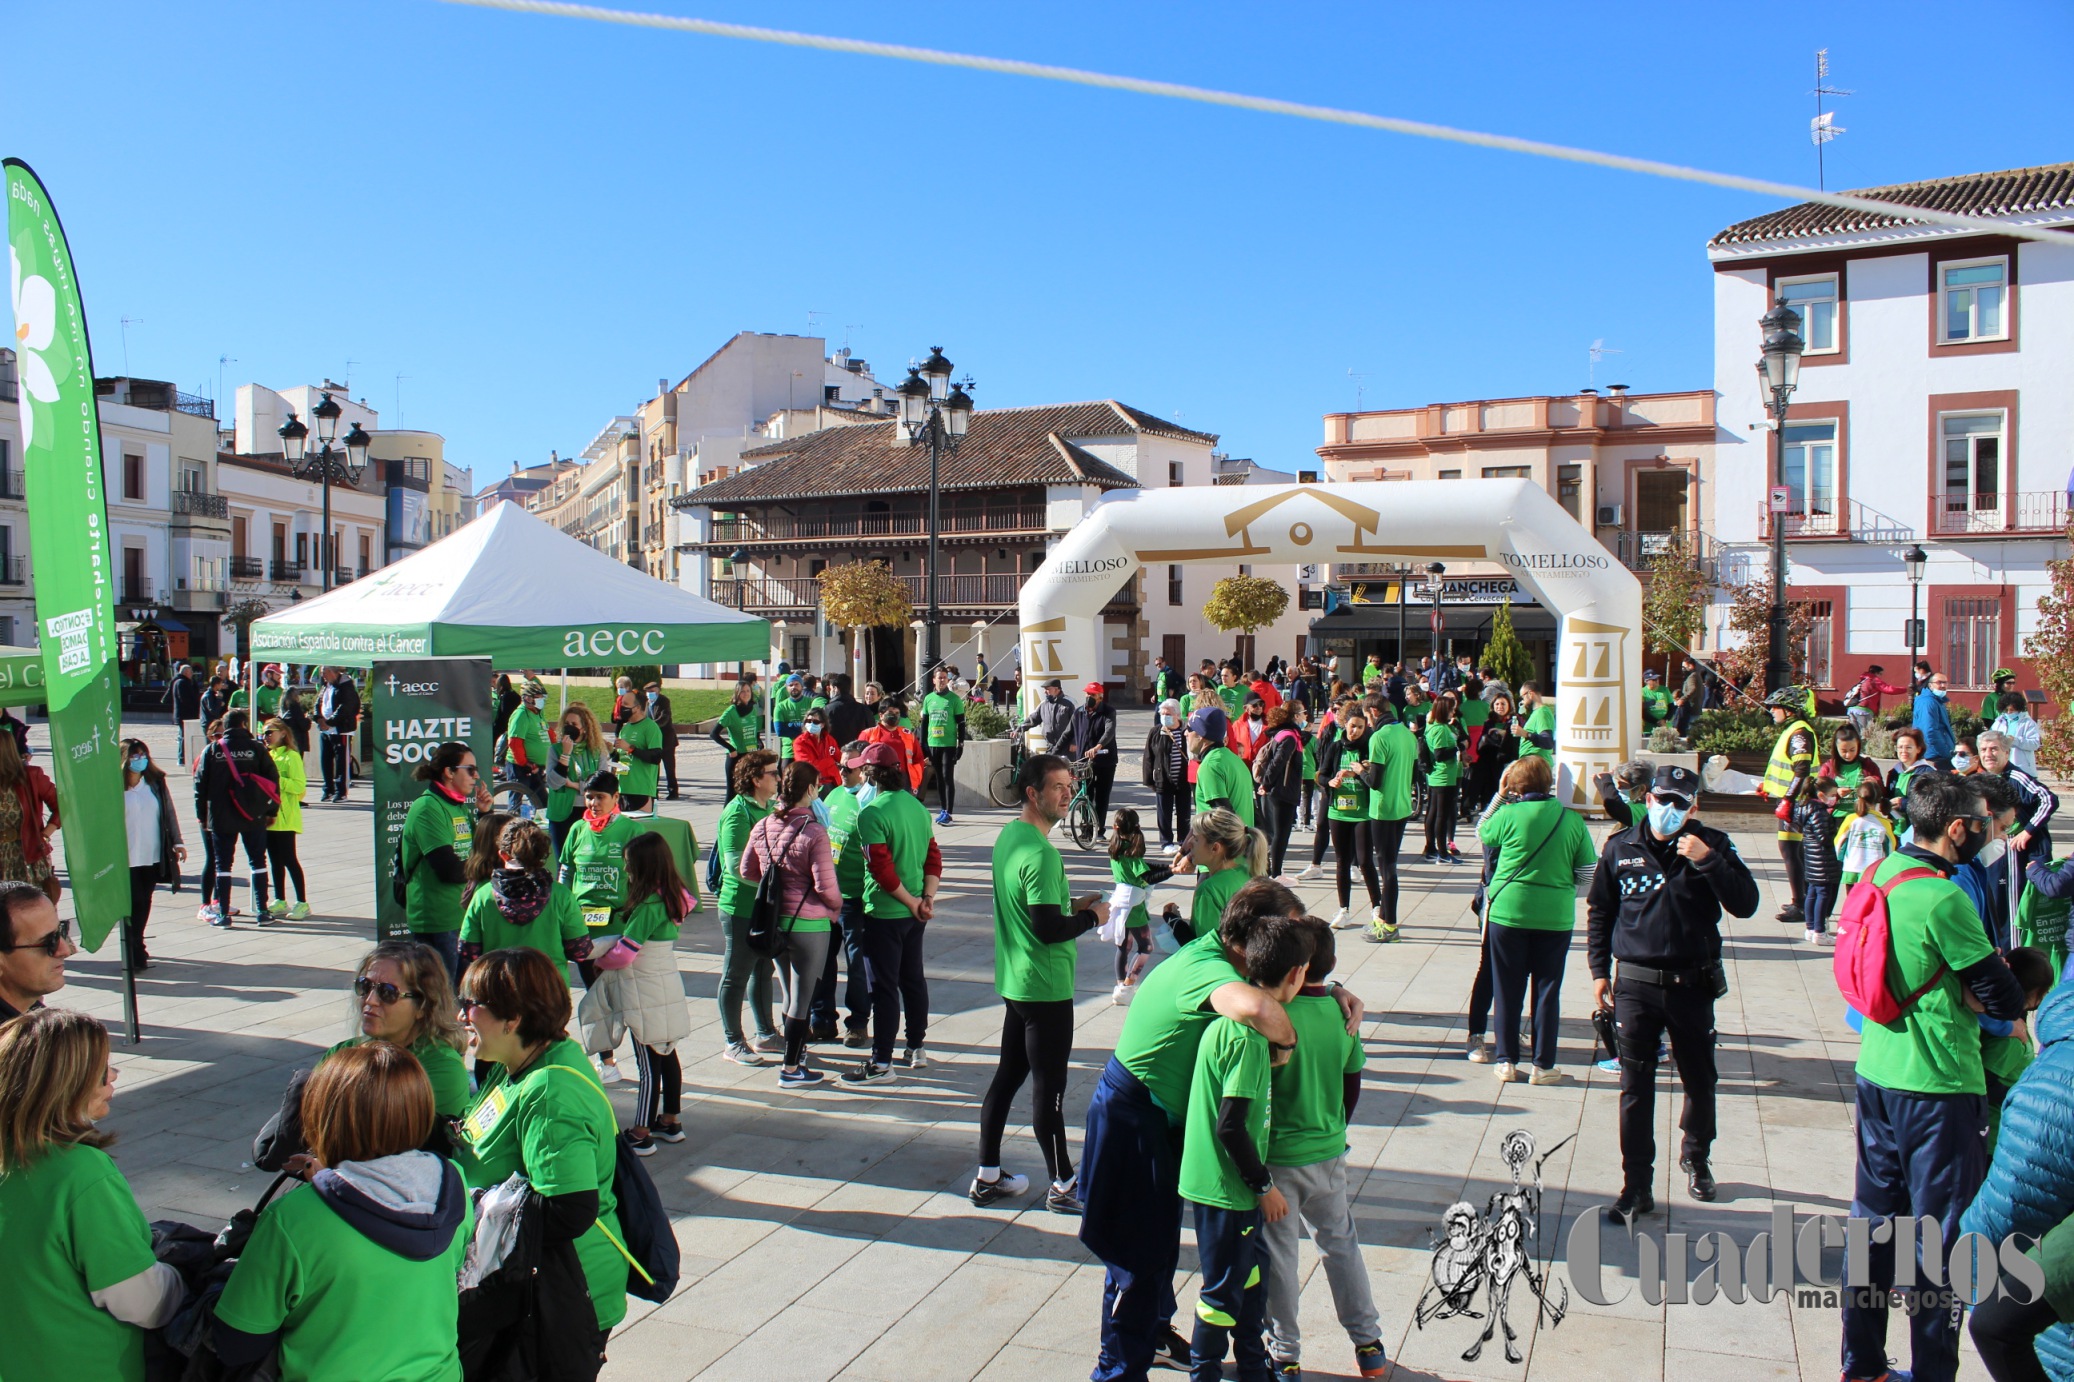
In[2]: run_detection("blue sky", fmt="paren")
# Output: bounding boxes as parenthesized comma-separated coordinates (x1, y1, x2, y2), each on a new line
(7, 1, 2069, 479)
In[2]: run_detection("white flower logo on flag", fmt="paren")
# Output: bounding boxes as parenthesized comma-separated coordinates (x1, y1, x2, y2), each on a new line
(9, 245, 60, 450)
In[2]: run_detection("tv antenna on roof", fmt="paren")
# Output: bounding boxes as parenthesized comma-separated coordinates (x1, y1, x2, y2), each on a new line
(1810, 49, 1852, 191)
(1347, 367, 1369, 411)
(1588, 339, 1622, 386)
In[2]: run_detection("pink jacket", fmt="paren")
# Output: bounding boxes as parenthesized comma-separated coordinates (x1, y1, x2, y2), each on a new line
(740, 806, 842, 921)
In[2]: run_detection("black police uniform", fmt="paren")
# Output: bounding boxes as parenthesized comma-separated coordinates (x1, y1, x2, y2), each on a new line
(1585, 803, 1759, 1204)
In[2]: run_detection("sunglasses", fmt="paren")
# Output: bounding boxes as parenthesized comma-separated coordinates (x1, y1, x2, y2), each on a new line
(354, 976, 425, 1005)
(0, 918, 71, 956)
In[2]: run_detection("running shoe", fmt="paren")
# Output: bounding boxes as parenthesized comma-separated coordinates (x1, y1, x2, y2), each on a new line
(197, 902, 219, 922)
(968, 1171, 1030, 1207)
(843, 1024, 872, 1049)
(267, 898, 292, 917)
(1467, 1038, 1492, 1064)
(841, 1061, 893, 1086)
(1294, 864, 1321, 881)
(899, 1045, 927, 1070)
(1156, 1327, 1192, 1369)
(1492, 1061, 1520, 1083)
(597, 1057, 623, 1084)
(935, 811, 952, 826)
(1596, 1056, 1622, 1074)
(1373, 922, 1400, 944)
(1355, 1340, 1388, 1378)
(750, 1033, 785, 1055)
(1046, 1181, 1085, 1216)
(1112, 982, 1135, 1006)
(623, 1130, 656, 1157)
(288, 902, 311, 920)
(779, 1067, 826, 1089)
(1529, 1066, 1565, 1086)
(723, 1042, 767, 1066)
(1328, 907, 1354, 930)
(207, 909, 233, 929)
(652, 1122, 687, 1143)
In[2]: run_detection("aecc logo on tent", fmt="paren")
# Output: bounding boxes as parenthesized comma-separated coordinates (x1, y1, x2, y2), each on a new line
(563, 628, 669, 658)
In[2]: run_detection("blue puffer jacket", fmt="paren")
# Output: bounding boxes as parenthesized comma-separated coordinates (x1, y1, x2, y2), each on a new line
(1963, 974, 2074, 1380)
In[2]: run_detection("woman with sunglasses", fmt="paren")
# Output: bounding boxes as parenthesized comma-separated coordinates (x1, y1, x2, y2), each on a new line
(119, 738, 185, 971)
(401, 742, 485, 986)
(324, 940, 471, 1119)
(0, 1008, 184, 1382)
(546, 702, 607, 857)
(793, 706, 841, 790)
(455, 948, 627, 1374)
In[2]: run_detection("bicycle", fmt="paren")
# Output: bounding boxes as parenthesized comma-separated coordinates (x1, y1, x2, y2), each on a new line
(1065, 757, 1099, 851)
(988, 737, 1027, 809)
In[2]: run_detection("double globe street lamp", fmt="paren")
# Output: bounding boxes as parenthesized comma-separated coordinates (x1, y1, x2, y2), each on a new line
(277, 391, 372, 592)
(896, 347, 975, 677)
(1756, 301, 1806, 694)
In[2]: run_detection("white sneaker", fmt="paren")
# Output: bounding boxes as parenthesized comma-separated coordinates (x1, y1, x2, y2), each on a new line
(1294, 864, 1321, 881)
(597, 1057, 623, 1084)
(723, 1042, 767, 1066)
(1529, 1066, 1565, 1086)
(1112, 982, 1135, 1006)
(1805, 927, 1821, 944)
(1492, 1061, 1520, 1083)
(1329, 907, 1355, 930)
(1466, 1039, 1492, 1064)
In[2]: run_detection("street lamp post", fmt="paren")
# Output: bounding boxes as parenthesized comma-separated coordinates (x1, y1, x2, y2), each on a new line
(277, 391, 371, 593)
(1756, 301, 1806, 693)
(1427, 561, 1447, 662)
(897, 347, 974, 678)
(1904, 543, 1929, 674)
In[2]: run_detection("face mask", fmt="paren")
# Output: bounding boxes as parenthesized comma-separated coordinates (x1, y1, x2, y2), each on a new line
(1953, 819, 1989, 865)
(807, 723, 824, 736)
(854, 783, 879, 809)
(1931, 687, 1948, 699)
(1648, 802, 1689, 835)
(1976, 838, 2009, 870)
(646, 692, 658, 704)
(1160, 714, 1176, 728)
(128, 755, 149, 773)
(1953, 754, 1974, 772)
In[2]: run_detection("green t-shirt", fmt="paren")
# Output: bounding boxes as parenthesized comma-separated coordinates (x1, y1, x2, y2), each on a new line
(454, 1040, 626, 1329)
(0, 1143, 158, 1382)
(1326, 735, 1371, 821)
(1458, 696, 1490, 730)
(460, 877, 588, 965)
(1832, 758, 1873, 796)
(1112, 855, 1152, 929)
(1856, 853, 1998, 1096)
(546, 742, 603, 824)
(1191, 861, 1252, 936)
(1641, 685, 1674, 728)
(717, 703, 762, 753)
(1424, 722, 1462, 788)
(624, 812, 700, 906)
(323, 1034, 472, 1118)
(1475, 797, 1597, 931)
(921, 691, 965, 749)
(615, 717, 664, 799)
(993, 818, 1077, 1001)
(826, 786, 867, 899)
(1178, 1016, 1272, 1210)
(1114, 931, 1245, 1123)
(772, 693, 808, 760)
(1365, 723, 1418, 823)
(233, 684, 285, 719)
(1193, 746, 1255, 827)
(215, 1173, 473, 1382)
(558, 813, 643, 933)
(1268, 991, 1368, 1167)
(1216, 683, 1247, 719)
(506, 704, 550, 769)
(715, 794, 776, 916)
(1983, 1026, 2035, 1086)
(1299, 734, 1317, 780)
(1519, 703, 1557, 762)
(2018, 863, 2072, 977)
(858, 790, 935, 919)
(402, 788, 474, 936)
(1362, 664, 1385, 687)
(621, 894, 680, 945)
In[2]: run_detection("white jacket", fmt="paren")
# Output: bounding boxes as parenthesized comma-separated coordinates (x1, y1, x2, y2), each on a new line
(578, 931, 691, 1053)
(1995, 712, 2042, 775)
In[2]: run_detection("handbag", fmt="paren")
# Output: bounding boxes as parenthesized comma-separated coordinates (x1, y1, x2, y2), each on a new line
(745, 817, 807, 958)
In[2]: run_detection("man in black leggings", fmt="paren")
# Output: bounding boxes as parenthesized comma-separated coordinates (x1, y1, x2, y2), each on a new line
(972, 753, 1107, 1213)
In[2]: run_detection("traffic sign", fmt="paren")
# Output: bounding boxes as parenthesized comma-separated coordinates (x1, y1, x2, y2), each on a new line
(1904, 618, 1926, 647)
(1769, 485, 1792, 514)
(1430, 608, 1445, 635)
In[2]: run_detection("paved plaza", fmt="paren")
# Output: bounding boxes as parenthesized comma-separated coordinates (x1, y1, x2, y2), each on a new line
(55, 708, 1931, 1381)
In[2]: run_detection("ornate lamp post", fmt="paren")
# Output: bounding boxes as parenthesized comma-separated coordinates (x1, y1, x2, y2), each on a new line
(1756, 301, 1806, 692)
(277, 391, 371, 592)
(897, 347, 974, 677)
(1905, 543, 1929, 673)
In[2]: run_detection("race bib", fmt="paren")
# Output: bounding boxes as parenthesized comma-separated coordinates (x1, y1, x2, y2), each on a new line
(452, 814, 474, 845)
(462, 1085, 510, 1144)
(582, 907, 613, 931)
(1335, 790, 1359, 814)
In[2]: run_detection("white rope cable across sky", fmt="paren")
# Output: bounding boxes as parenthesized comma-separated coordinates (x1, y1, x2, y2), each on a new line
(438, 0, 2074, 249)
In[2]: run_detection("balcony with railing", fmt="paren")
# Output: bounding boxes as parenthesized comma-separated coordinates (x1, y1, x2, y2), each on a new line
(0, 468, 23, 500)
(230, 556, 265, 580)
(270, 559, 306, 582)
(171, 489, 229, 519)
(1756, 499, 1918, 543)
(704, 506, 1051, 545)
(0, 556, 25, 586)
(1602, 527, 1723, 583)
(1931, 490, 2071, 537)
(711, 572, 1136, 615)
(173, 391, 216, 419)
(119, 580, 156, 607)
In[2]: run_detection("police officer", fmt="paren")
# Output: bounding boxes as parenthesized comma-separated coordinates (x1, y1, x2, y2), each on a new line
(1586, 764, 1760, 1220)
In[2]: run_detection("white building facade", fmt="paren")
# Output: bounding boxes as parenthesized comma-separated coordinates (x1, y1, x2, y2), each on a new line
(1708, 162, 2074, 700)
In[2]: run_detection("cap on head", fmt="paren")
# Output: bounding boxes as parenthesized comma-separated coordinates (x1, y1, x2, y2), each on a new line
(1083, 681, 1104, 696)
(852, 743, 903, 772)
(1187, 706, 1229, 742)
(1042, 678, 1063, 691)
(1650, 763, 1700, 806)
(1644, 669, 1662, 682)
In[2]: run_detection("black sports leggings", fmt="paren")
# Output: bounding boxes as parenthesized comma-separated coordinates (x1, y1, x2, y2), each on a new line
(1424, 784, 1459, 855)
(929, 748, 959, 816)
(1331, 818, 1381, 909)
(1372, 817, 1408, 926)
(978, 997, 1076, 1185)
(267, 830, 306, 904)
(1115, 927, 1153, 983)
(632, 1042, 681, 1128)
(1968, 1276, 2056, 1382)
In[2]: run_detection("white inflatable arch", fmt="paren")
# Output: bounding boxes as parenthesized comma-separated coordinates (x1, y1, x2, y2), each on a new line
(1017, 479, 1643, 808)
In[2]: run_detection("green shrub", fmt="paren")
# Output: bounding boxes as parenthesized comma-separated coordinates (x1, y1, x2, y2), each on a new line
(1646, 725, 1687, 754)
(966, 701, 1011, 741)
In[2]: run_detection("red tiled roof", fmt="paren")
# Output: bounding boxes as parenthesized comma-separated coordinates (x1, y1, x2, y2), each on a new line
(1710, 162, 2074, 248)
(677, 401, 1207, 507)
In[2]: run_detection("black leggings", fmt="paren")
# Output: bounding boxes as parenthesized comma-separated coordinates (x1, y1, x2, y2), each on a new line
(1373, 817, 1408, 926)
(1968, 1277, 2057, 1382)
(1424, 784, 1459, 854)
(1258, 796, 1297, 877)
(1115, 927, 1153, 983)
(978, 998, 1075, 1185)
(267, 830, 306, 904)
(930, 748, 959, 815)
(632, 1042, 681, 1128)
(1301, 780, 1316, 826)
(1777, 837, 1806, 913)
(1331, 818, 1381, 909)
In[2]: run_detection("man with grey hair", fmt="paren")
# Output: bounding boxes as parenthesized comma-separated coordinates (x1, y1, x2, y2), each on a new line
(1142, 698, 1191, 848)
(1978, 727, 2057, 874)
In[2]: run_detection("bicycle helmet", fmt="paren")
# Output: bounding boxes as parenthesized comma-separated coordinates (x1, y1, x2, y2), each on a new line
(1764, 685, 1809, 711)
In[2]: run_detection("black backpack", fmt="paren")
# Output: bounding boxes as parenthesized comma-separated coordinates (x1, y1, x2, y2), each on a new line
(546, 1068, 680, 1303)
(744, 817, 808, 958)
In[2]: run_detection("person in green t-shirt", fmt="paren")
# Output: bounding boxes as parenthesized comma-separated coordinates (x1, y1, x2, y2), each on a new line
(231, 665, 286, 721)
(920, 665, 967, 824)
(461, 818, 594, 968)
(1640, 669, 1674, 738)
(1186, 705, 1256, 829)
(1977, 946, 2053, 1150)
(1363, 714, 1419, 943)
(1321, 711, 1382, 930)
(503, 681, 553, 799)
(847, 743, 941, 1080)
(1260, 924, 1383, 1375)
(821, 753, 873, 1044)
(612, 694, 666, 808)
(1177, 928, 1313, 1382)
(217, 1042, 474, 1382)
(400, 743, 484, 986)
(557, 770, 647, 1082)
(1216, 666, 1248, 721)
(455, 948, 628, 1336)
(1421, 694, 1465, 862)
(771, 675, 809, 763)
(971, 753, 1107, 1212)
(711, 682, 765, 803)
(713, 750, 781, 1064)
(0, 1010, 176, 1382)
(1516, 682, 1557, 763)
(1180, 807, 1265, 941)
(325, 939, 474, 1118)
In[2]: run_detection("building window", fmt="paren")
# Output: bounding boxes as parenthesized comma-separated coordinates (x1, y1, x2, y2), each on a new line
(1481, 466, 1531, 479)
(1945, 597, 2001, 689)
(1557, 465, 1582, 520)
(1168, 564, 1183, 606)
(1803, 600, 1834, 689)
(1938, 412, 2005, 529)
(1168, 461, 1184, 488)
(123, 451, 144, 501)
(1778, 275, 1839, 352)
(1941, 259, 2008, 342)
(1782, 421, 1838, 518)
(1438, 469, 1462, 480)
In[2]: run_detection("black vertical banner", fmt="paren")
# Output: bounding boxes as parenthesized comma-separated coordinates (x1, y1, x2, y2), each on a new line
(372, 658, 490, 939)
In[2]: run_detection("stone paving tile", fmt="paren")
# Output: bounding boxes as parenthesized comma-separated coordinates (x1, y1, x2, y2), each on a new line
(46, 711, 2001, 1378)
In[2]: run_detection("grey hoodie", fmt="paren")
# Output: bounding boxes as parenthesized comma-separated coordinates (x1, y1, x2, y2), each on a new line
(311, 1151, 467, 1261)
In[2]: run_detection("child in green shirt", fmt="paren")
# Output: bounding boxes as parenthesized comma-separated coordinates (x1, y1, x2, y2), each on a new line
(1176, 923, 1314, 1382)
(1974, 945, 2054, 1151)
(1108, 809, 1159, 1003)
(1261, 924, 1385, 1378)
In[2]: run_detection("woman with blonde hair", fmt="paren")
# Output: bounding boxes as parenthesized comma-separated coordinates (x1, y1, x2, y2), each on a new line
(0, 731, 61, 903)
(1179, 807, 1268, 940)
(547, 700, 609, 856)
(215, 1042, 472, 1381)
(0, 1009, 184, 1382)
(324, 939, 472, 1118)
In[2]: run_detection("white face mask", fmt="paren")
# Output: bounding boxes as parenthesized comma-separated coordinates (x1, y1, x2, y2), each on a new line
(1977, 837, 2009, 869)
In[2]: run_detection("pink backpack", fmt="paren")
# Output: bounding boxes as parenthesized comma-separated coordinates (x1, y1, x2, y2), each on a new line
(1833, 865, 1944, 1024)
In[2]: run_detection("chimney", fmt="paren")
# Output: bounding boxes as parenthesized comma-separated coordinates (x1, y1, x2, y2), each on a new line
(1606, 383, 1629, 426)
(657, 377, 667, 398)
